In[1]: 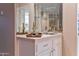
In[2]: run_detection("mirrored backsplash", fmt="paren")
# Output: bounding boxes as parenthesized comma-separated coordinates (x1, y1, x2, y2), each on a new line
(15, 3, 62, 33)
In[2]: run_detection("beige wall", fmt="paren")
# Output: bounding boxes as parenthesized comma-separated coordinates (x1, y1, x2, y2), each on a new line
(63, 3, 77, 56)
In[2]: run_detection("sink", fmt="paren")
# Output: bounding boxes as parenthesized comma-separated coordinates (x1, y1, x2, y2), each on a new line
(26, 33, 42, 37)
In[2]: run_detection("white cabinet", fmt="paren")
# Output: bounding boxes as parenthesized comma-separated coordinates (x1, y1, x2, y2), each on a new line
(16, 33, 62, 56)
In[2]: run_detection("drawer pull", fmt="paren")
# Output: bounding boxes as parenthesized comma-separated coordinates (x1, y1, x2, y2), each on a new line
(43, 44, 48, 47)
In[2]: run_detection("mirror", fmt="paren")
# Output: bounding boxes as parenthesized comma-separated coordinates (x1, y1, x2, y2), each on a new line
(15, 3, 62, 34)
(34, 3, 62, 33)
(16, 7, 30, 33)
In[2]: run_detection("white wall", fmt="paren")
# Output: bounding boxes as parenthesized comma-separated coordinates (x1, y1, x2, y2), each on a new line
(63, 3, 77, 56)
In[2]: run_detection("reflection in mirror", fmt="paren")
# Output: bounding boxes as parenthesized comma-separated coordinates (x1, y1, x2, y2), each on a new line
(24, 11, 29, 32)
(34, 3, 62, 33)
(16, 7, 30, 34)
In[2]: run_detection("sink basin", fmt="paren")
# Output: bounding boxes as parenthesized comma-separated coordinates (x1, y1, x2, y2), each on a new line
(26, 33, 42, 37)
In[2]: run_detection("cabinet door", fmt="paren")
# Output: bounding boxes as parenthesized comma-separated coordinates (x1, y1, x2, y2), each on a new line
(37, 49, 51, 56)
(51, 46, 58, 56)
(18, 38, 35, 56)
(36, 39, 52, 54)
(52, 37, 62, 56)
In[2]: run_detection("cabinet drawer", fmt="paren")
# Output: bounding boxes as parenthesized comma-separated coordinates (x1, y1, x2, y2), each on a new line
(36, 40, 51, 54)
